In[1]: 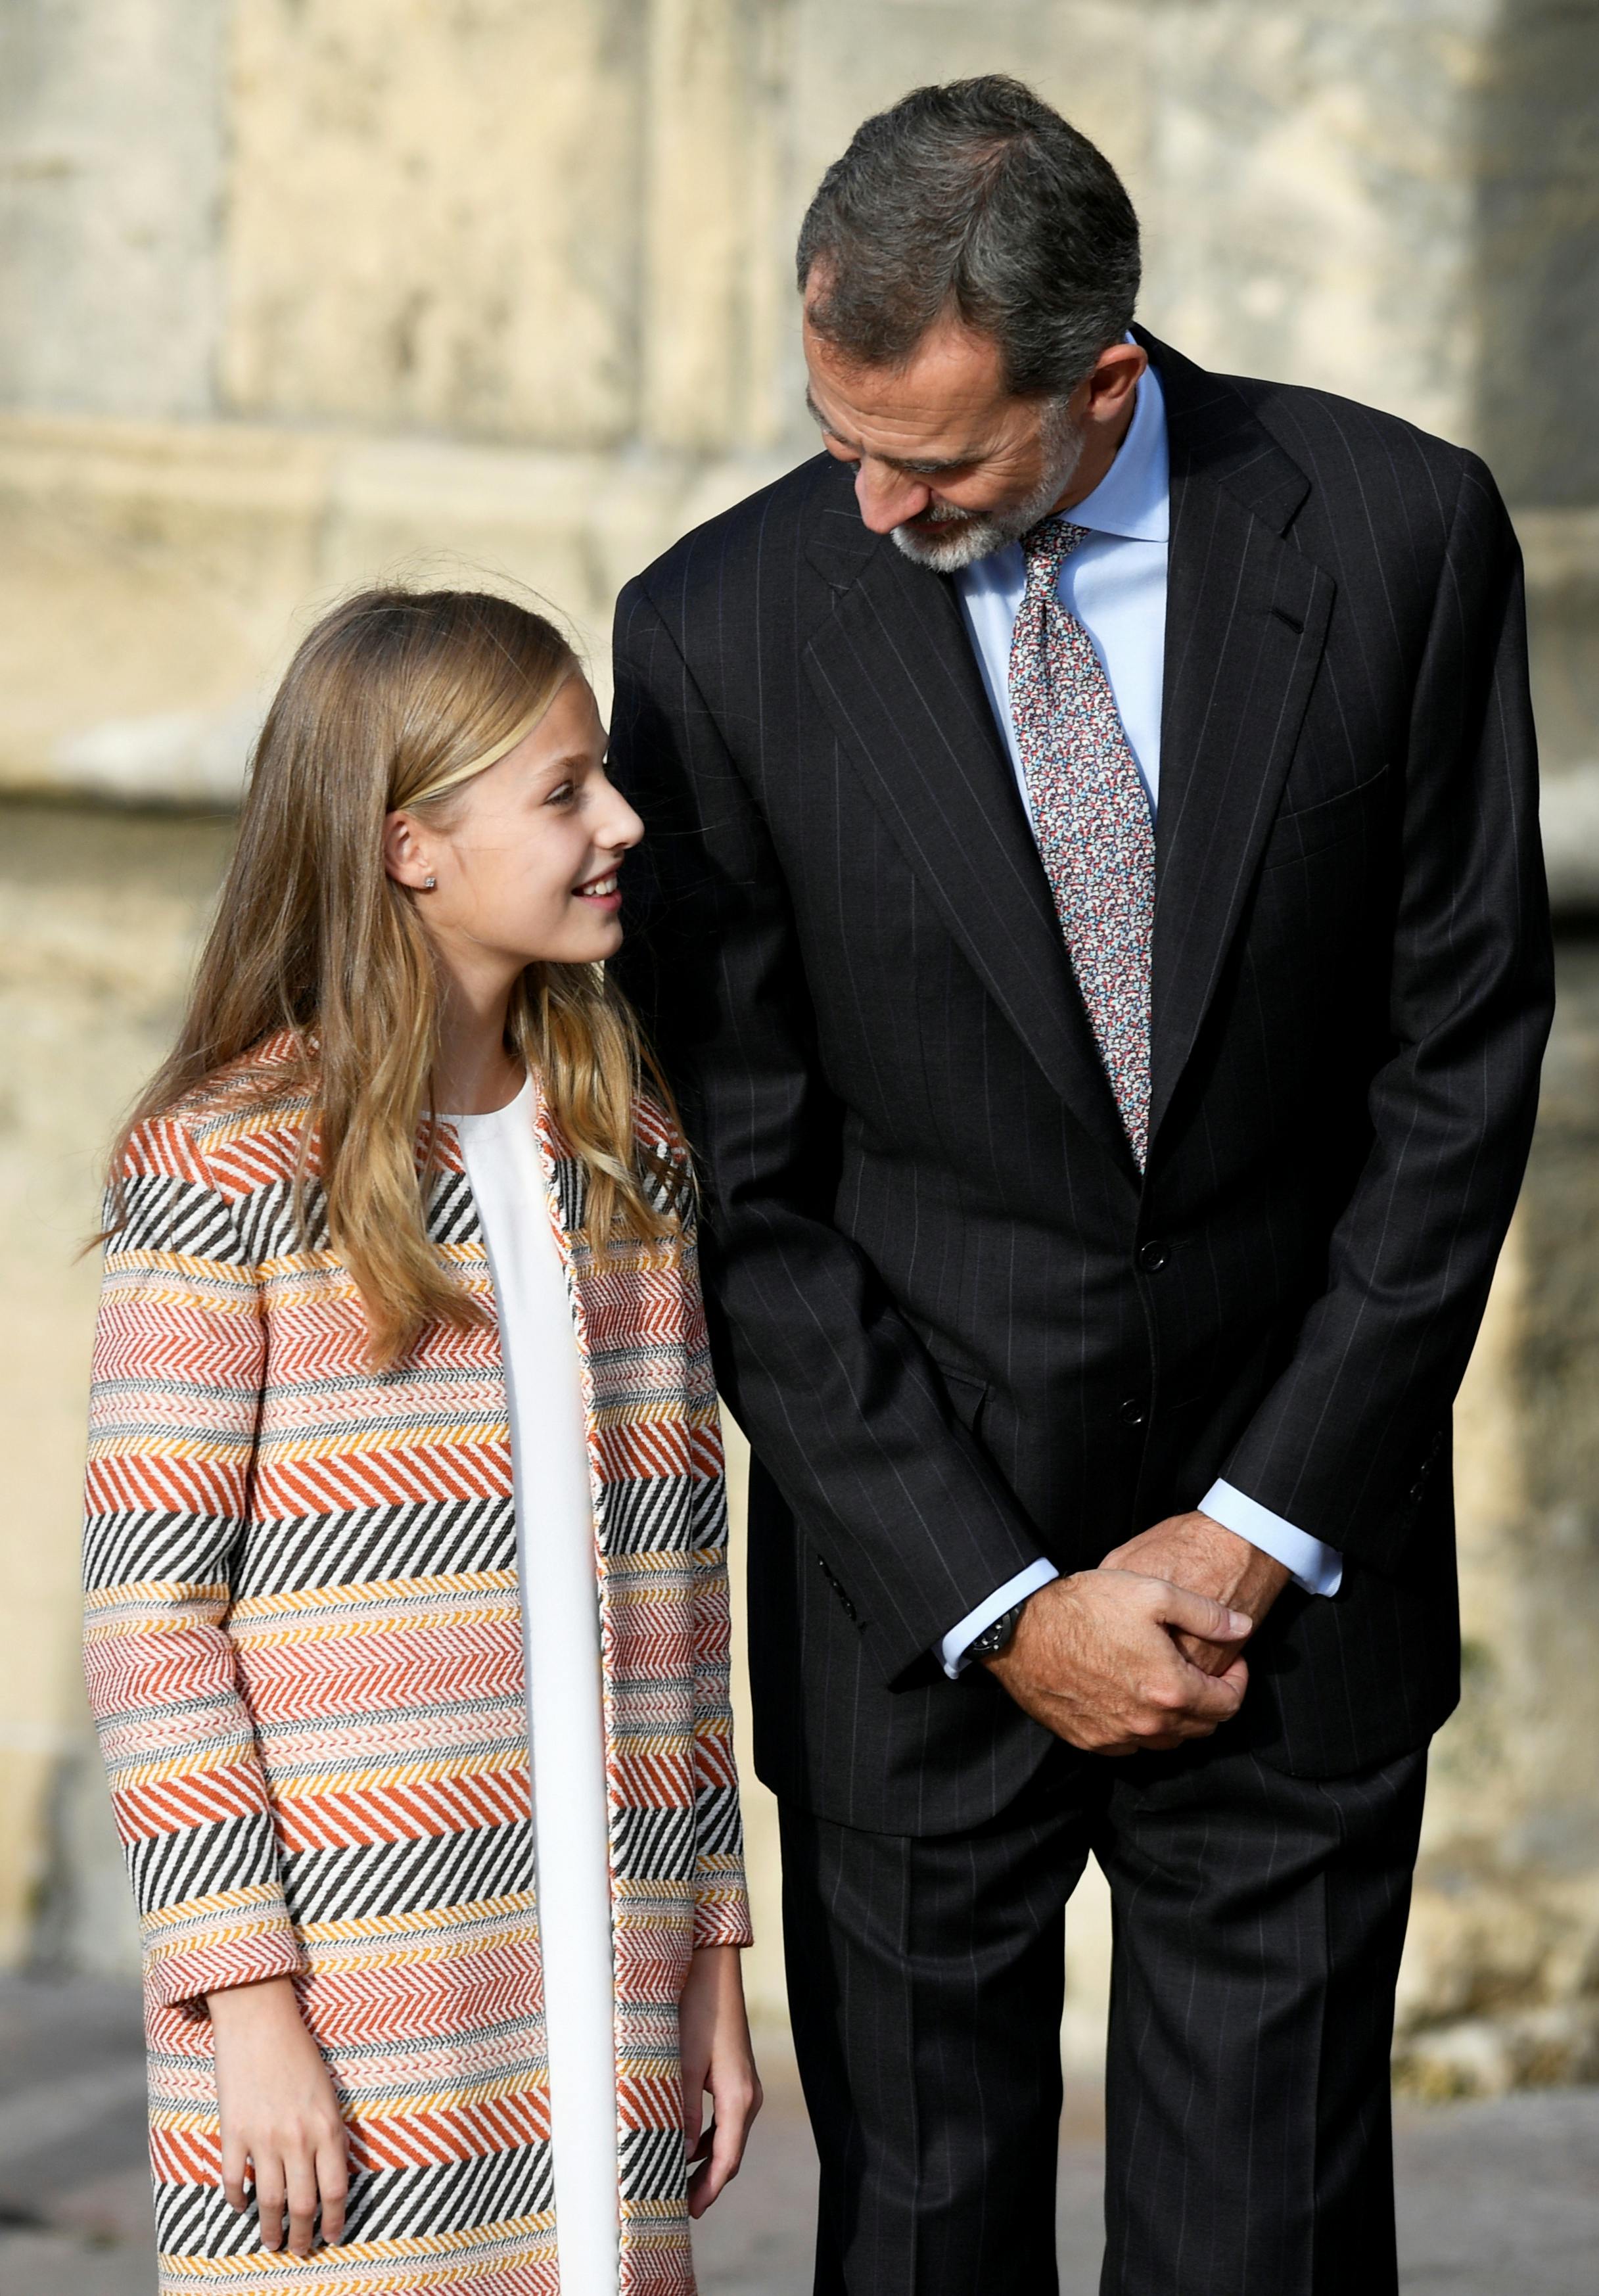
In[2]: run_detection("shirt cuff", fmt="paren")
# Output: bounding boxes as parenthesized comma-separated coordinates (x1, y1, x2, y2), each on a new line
(1199, 1479, 1343, 1597)
(940, 1558, 1061, 1679)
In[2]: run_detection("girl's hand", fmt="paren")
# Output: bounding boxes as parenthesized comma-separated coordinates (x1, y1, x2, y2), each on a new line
(208, 1976, 348, 2257)
(679, 1944, 762, 2218)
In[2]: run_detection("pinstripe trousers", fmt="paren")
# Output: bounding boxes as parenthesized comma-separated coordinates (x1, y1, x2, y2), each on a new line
(780, 1742, 1426, 2296)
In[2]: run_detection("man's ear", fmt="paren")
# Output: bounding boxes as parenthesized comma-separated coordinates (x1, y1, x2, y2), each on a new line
(1080, 339, 1146, 425)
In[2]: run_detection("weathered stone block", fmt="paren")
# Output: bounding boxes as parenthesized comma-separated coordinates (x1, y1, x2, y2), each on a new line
(223, 0, 649, 446)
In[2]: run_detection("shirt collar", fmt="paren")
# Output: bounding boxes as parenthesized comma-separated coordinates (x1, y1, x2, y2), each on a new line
(1065, 355, 1169, 544)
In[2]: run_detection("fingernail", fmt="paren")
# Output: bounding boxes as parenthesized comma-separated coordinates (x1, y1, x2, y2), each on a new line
(1228, 1610, 1251, 1633)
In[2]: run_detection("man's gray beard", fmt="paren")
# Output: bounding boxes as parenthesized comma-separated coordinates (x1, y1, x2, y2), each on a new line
(889, 406, 1086, 574)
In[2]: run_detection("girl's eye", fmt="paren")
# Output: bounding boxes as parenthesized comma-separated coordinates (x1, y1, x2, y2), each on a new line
(545, 781, 576, 807)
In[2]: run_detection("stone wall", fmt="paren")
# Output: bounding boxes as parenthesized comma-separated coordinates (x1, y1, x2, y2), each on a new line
(3, 1, 1595, 832)
(0, 805, 235, 1971)
(0, 0, 227, 419)
(1398, 943, 1599, 2095)
(1, 0, 1597, 2084)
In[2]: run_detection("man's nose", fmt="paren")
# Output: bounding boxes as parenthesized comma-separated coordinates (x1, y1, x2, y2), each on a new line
(854, 461, 931, 534)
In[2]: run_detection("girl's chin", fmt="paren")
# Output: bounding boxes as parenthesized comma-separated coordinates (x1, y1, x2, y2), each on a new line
(530, 916, 624, 966)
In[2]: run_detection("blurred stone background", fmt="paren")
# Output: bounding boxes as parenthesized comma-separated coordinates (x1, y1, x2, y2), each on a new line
(2, 0, 1598, 2118)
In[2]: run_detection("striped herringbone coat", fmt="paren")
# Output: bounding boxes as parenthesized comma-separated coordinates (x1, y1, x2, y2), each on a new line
(83, 1037, 750, 2296)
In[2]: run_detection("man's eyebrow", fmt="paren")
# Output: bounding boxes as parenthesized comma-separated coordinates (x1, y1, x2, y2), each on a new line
(803, 388, 970, 477)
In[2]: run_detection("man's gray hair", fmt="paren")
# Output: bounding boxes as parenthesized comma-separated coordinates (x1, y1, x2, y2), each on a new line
(797, 76, 1141, 399)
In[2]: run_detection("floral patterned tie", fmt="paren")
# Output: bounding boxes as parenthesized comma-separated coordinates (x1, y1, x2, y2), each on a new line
(1008, 516, 1155, 1168)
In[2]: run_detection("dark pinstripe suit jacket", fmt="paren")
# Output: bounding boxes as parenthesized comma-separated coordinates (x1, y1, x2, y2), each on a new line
(609, 332, 1554, 1835)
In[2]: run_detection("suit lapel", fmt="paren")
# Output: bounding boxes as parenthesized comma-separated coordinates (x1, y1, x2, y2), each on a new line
(800, 488, 1134, 1167)
(1145, 336, 1335, 1146)
(797, 341, 1337, 1176)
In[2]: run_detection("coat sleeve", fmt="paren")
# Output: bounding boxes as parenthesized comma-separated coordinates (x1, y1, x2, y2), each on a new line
(674, 1180, 754, 1950)
(82, 1111, 304, 2009)
(1220, 456, 1555, 1572)
(611, 578, 1047, 1687)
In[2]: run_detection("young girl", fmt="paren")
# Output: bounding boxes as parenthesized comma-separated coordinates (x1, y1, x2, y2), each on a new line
(83, 588, 760, 2296)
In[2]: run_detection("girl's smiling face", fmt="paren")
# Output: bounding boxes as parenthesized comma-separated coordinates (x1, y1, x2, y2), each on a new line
(384, 672, 642, 971)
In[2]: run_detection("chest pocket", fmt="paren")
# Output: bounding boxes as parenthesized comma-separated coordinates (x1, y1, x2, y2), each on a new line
(1261, 762, 1391, 873)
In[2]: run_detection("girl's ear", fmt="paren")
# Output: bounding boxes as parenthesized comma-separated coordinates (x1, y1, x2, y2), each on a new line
(384, 810, 433, 890)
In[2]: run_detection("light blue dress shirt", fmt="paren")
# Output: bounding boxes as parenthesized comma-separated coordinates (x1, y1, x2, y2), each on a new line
(939, 362, 1341, 1679)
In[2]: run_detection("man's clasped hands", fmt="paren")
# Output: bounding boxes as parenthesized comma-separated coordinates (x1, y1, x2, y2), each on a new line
(985, 1512, 1293, 1756)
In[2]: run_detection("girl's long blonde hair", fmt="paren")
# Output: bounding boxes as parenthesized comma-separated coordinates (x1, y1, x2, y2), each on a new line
(109, 586, 680, 1368)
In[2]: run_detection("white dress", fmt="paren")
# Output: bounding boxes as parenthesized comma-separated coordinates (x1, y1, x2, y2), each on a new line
(452, 1077, 620, 2296)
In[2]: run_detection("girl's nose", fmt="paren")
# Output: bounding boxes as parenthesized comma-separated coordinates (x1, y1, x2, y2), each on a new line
(605, 790, 645, 851)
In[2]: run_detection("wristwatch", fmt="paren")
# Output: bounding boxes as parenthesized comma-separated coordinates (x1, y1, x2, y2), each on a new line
(967, 1598, 1029, 1663)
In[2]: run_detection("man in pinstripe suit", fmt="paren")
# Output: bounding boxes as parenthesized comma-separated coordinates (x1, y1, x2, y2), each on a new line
(610, 76, 1552, 2296)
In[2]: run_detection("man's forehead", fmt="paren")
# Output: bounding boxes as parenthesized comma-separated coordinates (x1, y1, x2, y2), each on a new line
(803, 317, 1022, 463)
(805, 307, 1006, 398)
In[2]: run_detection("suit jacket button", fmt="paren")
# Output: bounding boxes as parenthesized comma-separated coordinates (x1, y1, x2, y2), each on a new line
(1137, 1240, 1169, 1273)
(1119, 1396, 1147, 1428)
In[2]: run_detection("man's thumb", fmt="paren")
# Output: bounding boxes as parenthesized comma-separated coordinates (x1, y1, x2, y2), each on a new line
(1162, 1585, 1253, 1643)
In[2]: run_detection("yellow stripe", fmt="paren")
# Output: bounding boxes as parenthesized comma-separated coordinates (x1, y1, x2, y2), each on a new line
(227, 1572, 517, 1618)
(296, 1892, 534, 1943)
(143, 1883, 285, 1931)
(255, 1421, 509, 1463)
(158, 2214, 559, 2279)
(226, 1608, 519, 1649)
(266, 1748, 527, 1797)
